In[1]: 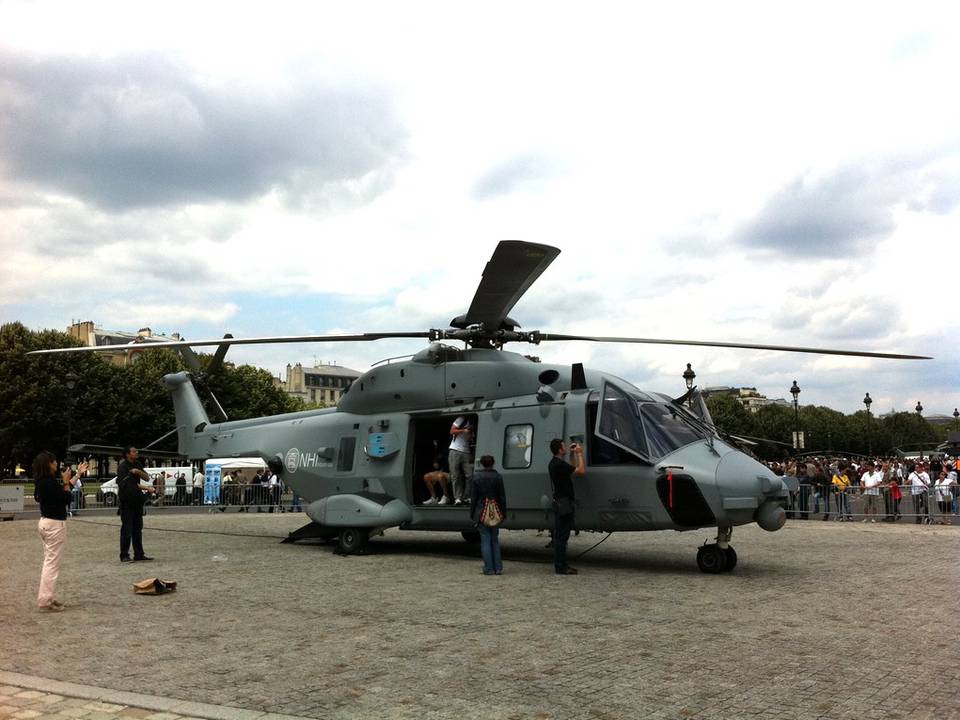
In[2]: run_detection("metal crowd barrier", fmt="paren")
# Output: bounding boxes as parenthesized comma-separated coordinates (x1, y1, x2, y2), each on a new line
(786, 483, 957, 525)
(65, 484, 305, 513)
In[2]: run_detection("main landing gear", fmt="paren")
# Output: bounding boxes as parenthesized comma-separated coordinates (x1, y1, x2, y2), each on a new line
(696, 526, 736, 574)
(336, 527, 369, 555)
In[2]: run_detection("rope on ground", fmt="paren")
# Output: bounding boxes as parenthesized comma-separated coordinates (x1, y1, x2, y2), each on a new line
(70, 517, 289, 539)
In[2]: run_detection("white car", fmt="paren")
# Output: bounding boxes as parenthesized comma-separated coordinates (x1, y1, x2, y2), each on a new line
(97, 466, 194, 506)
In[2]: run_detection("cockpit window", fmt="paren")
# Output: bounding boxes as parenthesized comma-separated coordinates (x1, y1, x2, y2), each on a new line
(595, 382, 649, 458)
(639, 403, 706, 457)
(594, 381, 707, 462)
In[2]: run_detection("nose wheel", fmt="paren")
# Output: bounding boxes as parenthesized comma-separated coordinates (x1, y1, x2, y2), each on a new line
(697, 527, 736, 573)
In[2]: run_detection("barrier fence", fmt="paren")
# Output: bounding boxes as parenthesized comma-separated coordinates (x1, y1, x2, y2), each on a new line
(15, 480, 958, 525)
(787, 483, 957, 525)
(62, 483, 304, 514)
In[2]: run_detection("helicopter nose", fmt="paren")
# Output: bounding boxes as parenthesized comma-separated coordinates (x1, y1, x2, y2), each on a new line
(715, 450, 786, 531)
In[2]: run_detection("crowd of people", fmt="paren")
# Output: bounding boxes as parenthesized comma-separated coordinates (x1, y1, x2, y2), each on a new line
(768, 454, 959, 524)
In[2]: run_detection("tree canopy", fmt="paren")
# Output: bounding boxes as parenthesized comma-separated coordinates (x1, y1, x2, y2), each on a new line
(0, 322, 305, 476)
(705, 393, 947, 460)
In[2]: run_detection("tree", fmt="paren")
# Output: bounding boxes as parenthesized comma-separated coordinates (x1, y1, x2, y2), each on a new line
(0, 322, 307, 476)
(705, 394, 758, 438)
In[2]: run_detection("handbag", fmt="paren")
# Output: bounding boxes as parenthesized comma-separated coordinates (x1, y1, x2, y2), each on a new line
(479, 497, 503, 527)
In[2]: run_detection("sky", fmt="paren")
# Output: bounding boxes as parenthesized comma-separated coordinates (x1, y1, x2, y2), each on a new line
(1, 1, 958, 416)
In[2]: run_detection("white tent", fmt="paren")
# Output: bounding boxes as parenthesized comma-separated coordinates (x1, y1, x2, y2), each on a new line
(203, 457, 267, 469)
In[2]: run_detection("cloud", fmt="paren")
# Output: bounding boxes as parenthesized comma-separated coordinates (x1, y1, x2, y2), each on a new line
(472, 153, 560, 200)
(732, 167, 900, 258)
(773, 292, 901, 343)
(98, 300, 239, 327)
(0, 51, 407, 210)
(732, 150, 960, 259)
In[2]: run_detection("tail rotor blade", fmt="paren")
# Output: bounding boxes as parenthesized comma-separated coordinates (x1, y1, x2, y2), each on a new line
(207, 391, 229, 423)
(177, 345, 203, 374)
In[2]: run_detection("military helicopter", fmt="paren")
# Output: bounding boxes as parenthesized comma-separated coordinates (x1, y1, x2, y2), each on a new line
(31, 242, 930, 572)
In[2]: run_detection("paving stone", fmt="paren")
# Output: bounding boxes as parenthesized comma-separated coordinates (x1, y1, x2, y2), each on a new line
(1, 514, 958, 720)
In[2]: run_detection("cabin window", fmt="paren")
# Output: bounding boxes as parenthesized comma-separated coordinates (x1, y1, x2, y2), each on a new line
(337, 436, 357, 472)
(503, 424, 533, 469)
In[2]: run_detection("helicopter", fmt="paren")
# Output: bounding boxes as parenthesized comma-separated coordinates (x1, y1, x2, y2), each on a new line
(30, 241, 931, 573)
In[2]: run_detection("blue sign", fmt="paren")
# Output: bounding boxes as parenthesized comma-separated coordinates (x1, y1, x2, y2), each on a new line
(204, 464, 222, 505)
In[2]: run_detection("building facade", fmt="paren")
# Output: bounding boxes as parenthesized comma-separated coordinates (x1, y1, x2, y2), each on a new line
(68, 320, 181, 366)
(701, 386, 790, 413)
(278, 362, 362, 406)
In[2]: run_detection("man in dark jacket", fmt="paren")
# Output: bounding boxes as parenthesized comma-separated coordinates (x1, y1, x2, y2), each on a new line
(471, 455, 507, 575)
(117, 446, 155, 562)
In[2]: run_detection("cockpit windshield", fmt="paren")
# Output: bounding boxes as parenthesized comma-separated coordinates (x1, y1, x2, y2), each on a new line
(639, 402, 706, 457)
(594, 381, 707, 461)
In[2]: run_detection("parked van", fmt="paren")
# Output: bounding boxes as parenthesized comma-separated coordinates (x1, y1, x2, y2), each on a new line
(97, 466, 194, 506)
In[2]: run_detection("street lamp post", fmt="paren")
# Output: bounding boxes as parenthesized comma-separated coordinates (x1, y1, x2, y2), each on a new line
(682, 363, 696, 408)
(954, 408, 959, 430)
(915, 401, 923, 460)
(863, 392, 872, 457)
(790, 381, 801, 450)
(65, 372, 79, 461)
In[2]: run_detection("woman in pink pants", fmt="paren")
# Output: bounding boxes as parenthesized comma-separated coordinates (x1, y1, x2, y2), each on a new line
(33, 451, 87, 612)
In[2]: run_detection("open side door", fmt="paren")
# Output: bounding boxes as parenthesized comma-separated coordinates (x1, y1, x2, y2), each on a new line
(594, 381, 650, 462)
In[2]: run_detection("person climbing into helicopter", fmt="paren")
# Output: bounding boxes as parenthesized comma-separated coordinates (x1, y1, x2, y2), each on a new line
(449, 415, 475, 506)
(422, 458, 451, 505)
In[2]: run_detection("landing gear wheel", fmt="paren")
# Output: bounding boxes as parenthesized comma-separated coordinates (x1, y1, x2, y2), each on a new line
(722, 546, 737, 572)
(696, 543, 728, 574)
(337, 527, 368, 555)
(461, 529, 481, 544)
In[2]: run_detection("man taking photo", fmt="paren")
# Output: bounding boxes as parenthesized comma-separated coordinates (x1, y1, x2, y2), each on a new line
(117, 446, 155, 562)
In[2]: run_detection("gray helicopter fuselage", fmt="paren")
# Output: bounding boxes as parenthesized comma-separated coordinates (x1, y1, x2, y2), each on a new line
(163, 346, 787, 535)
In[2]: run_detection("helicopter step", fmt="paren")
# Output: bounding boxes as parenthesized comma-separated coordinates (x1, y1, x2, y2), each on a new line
(281, 521, 338, 544)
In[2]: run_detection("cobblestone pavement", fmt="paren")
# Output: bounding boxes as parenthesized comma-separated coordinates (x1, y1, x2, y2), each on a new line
(1, 513, 958, 720)
(0, 672, 311, 719)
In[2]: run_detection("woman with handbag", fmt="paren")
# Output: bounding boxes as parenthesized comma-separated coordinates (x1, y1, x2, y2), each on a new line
(34, 451, 88, 612)
(471, 455, 507, 575)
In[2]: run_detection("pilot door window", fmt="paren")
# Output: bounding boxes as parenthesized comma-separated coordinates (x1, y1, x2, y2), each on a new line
(595, 384, 649, 459)
(503, 424, 533, 469)
(337, 436, 357, 472)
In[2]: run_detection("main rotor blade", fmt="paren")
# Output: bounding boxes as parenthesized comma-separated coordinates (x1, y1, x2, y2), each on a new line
(535, 333, 932, 360)
(459, 241, 560, 329)
(27, 332, 432, 356)
(208, 334, 234, 375)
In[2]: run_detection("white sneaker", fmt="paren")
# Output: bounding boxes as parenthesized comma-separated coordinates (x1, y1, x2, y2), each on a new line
(438, 496, 450, 505)
(423, 497, 437, 505)
(454, 499, 463, 506)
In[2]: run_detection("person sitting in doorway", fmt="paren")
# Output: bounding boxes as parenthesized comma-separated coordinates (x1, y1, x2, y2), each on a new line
(422, 460, 451, 505)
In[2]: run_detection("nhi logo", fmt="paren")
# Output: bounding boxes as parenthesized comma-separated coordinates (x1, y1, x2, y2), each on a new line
(285, 448, 329, 473)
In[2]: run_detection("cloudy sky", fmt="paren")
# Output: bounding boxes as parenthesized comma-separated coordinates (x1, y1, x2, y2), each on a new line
(1, 1, 958, 416)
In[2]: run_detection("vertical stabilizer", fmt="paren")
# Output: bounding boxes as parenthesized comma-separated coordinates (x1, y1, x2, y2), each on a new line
(163, 372, 211, 457)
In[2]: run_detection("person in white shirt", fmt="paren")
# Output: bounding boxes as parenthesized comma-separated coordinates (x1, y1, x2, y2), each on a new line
(861, 462, 882, 522)
(448, 415, 475, 506)
(192, 470, 204, 505)
(908, 462, 931, 524)
(266, 470, 280, 511)
(934, 469, 955, 521)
